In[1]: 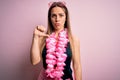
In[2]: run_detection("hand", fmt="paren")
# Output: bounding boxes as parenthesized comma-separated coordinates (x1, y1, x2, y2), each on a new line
(33, 25, 49, 38)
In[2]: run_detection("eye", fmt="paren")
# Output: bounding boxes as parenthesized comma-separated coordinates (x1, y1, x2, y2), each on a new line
(59, 14, 64, 17)
(51, 14, 56, 18)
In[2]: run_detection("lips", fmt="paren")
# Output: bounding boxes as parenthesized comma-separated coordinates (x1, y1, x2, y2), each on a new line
(55, 23, 60, 26)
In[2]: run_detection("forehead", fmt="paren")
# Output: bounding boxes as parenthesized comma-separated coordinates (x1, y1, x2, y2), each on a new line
(51, 6, 65, 14)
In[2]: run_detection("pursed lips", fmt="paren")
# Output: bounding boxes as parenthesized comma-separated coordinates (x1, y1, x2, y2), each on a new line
(55, 23, 60, 26)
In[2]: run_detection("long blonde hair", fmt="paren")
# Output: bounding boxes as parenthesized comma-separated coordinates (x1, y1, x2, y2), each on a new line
(40, 2, 75, 60)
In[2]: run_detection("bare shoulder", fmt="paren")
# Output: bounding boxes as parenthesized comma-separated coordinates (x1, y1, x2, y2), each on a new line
(72, 35, 80, 44)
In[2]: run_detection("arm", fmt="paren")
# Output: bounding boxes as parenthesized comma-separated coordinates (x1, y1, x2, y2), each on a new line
(30, 25, 49, 65)
(72, 36, 82, 80)
(30, 35, 41, 65)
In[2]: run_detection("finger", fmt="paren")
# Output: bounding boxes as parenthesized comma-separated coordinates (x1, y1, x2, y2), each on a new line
(37, 25, 46, 32)
(42, 33, 50, 37)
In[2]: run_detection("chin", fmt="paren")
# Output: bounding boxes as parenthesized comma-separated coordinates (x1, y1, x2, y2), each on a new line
(53, 25, 64, 31)
(54, 26, 60, 30)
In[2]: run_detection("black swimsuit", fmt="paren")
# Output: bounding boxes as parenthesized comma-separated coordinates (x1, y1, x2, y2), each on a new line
(42, 42, 73, 80)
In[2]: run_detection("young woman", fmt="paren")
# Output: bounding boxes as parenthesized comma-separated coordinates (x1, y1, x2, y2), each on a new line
(30, 2, 82, 80)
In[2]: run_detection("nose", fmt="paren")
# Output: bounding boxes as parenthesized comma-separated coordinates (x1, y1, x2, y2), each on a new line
(55, 16, 60, 22)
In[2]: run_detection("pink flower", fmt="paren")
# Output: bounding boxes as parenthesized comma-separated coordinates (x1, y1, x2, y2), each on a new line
(45, 28, 69, 79)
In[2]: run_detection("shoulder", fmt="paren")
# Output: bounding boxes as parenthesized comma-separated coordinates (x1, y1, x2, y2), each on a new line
(72, 35, 80, 44)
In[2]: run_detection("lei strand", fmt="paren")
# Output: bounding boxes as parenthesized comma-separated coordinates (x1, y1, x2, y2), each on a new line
(45, 28, 69, 80)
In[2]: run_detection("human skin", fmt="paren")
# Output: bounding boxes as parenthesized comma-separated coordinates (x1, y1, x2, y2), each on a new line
(30, 6, 82, 80)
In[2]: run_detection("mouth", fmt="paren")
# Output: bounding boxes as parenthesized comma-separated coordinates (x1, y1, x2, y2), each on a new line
(55, 23, 60, 26)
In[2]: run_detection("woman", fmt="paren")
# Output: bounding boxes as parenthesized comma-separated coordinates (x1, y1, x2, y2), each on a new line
(30, 2, 82, 80)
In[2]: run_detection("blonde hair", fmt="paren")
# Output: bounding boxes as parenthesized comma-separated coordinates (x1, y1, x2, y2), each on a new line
(40, 2, 75, 60)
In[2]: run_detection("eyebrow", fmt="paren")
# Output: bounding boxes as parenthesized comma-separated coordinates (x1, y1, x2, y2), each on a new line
(51, 13, 65, 15)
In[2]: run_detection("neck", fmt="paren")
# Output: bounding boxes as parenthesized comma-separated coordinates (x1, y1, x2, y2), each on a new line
(54, 28, 64, 37)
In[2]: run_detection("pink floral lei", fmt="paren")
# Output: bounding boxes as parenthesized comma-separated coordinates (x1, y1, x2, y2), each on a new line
(45, 28, 69, 80)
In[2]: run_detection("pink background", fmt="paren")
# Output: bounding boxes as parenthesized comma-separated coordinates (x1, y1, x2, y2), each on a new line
(0, 0, 120, 80)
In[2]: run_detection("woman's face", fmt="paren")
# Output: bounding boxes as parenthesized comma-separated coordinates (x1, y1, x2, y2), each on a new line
(50, 6, 66, 31)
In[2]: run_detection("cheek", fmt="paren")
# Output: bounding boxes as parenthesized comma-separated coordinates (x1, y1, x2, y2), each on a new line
(62, 18, 66, 23)
(50, 18, 56, 27)
(51, 18, 55, 24)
